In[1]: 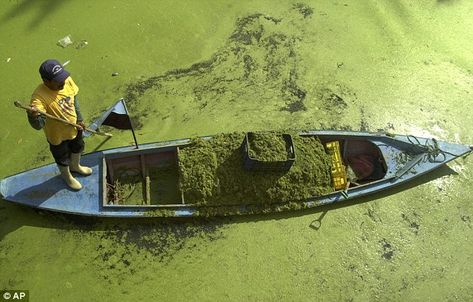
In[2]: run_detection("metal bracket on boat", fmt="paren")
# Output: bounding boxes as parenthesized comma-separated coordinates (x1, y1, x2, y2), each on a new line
(394, 154, 424, 180)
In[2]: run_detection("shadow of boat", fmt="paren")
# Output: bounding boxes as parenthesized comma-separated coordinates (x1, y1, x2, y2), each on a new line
(0, 163, 457, 242)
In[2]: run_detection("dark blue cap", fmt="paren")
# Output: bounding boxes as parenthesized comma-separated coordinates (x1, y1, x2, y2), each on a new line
(39, 59, 70, 82)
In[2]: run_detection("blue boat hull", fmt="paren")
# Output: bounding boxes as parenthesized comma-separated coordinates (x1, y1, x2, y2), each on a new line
(1, 131, 471, 217)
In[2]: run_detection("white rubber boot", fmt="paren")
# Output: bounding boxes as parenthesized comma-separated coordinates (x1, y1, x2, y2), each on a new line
(70, 153, 92, 176)
(58, 165, 82, 190)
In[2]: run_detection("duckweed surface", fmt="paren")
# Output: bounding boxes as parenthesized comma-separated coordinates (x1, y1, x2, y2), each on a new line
(1, 1, 473, 301)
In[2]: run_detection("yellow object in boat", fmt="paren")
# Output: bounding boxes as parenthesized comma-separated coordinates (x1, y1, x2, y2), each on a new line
(325, 141, 347, 190)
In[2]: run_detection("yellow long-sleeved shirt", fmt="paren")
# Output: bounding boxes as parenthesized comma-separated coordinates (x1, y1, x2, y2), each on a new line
(30, 77, 80, 145)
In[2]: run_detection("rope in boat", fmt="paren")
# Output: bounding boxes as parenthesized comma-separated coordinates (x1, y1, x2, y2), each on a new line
(406, 135, 462, 163)
(389, 135, 471, 180)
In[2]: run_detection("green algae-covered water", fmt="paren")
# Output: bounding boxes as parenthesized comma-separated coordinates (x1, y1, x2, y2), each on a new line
(1, 1, 472, 301)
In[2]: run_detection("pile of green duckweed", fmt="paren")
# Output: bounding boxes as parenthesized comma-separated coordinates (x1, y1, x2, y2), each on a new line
(178, 139, 219, 202)
(178, 132, 333, 206)
(247, 132, 290, 161)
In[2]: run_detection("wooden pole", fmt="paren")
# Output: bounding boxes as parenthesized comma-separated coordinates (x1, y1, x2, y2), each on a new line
(14, 101, 113, 137)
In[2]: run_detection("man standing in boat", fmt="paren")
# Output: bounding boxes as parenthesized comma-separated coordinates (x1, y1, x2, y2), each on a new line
(27, 59, 92, 190)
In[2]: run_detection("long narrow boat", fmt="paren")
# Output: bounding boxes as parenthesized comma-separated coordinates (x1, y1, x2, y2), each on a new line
(1, 130, 471, 217)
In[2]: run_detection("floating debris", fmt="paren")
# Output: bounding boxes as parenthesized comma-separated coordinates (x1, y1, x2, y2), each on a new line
(57, 35, 73, 48)
(112, 72, 119, 77)
(75, 40, 88, 49)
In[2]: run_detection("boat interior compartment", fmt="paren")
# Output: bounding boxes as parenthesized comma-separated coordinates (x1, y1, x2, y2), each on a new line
(343, 139, 387, 182)
(320, 137, 387, 187)
(103, 147, 183, 207)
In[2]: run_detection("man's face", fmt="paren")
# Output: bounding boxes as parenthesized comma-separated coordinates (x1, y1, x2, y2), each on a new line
(44, 79, 65, 91)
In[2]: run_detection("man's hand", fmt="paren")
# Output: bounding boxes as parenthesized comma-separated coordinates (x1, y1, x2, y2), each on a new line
(28, 105, 41, 117)
(76, 121, 86, 131)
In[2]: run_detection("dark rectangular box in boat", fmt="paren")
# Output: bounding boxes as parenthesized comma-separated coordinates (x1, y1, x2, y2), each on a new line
(242, 132, 296, 172)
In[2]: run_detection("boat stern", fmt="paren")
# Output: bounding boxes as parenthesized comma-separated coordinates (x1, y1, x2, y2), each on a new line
(0, 152, 104, 215)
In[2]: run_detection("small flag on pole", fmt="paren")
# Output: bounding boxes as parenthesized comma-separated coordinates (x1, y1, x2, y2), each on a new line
(88, 99, 132, 131)
(86, 98, 139, 148)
